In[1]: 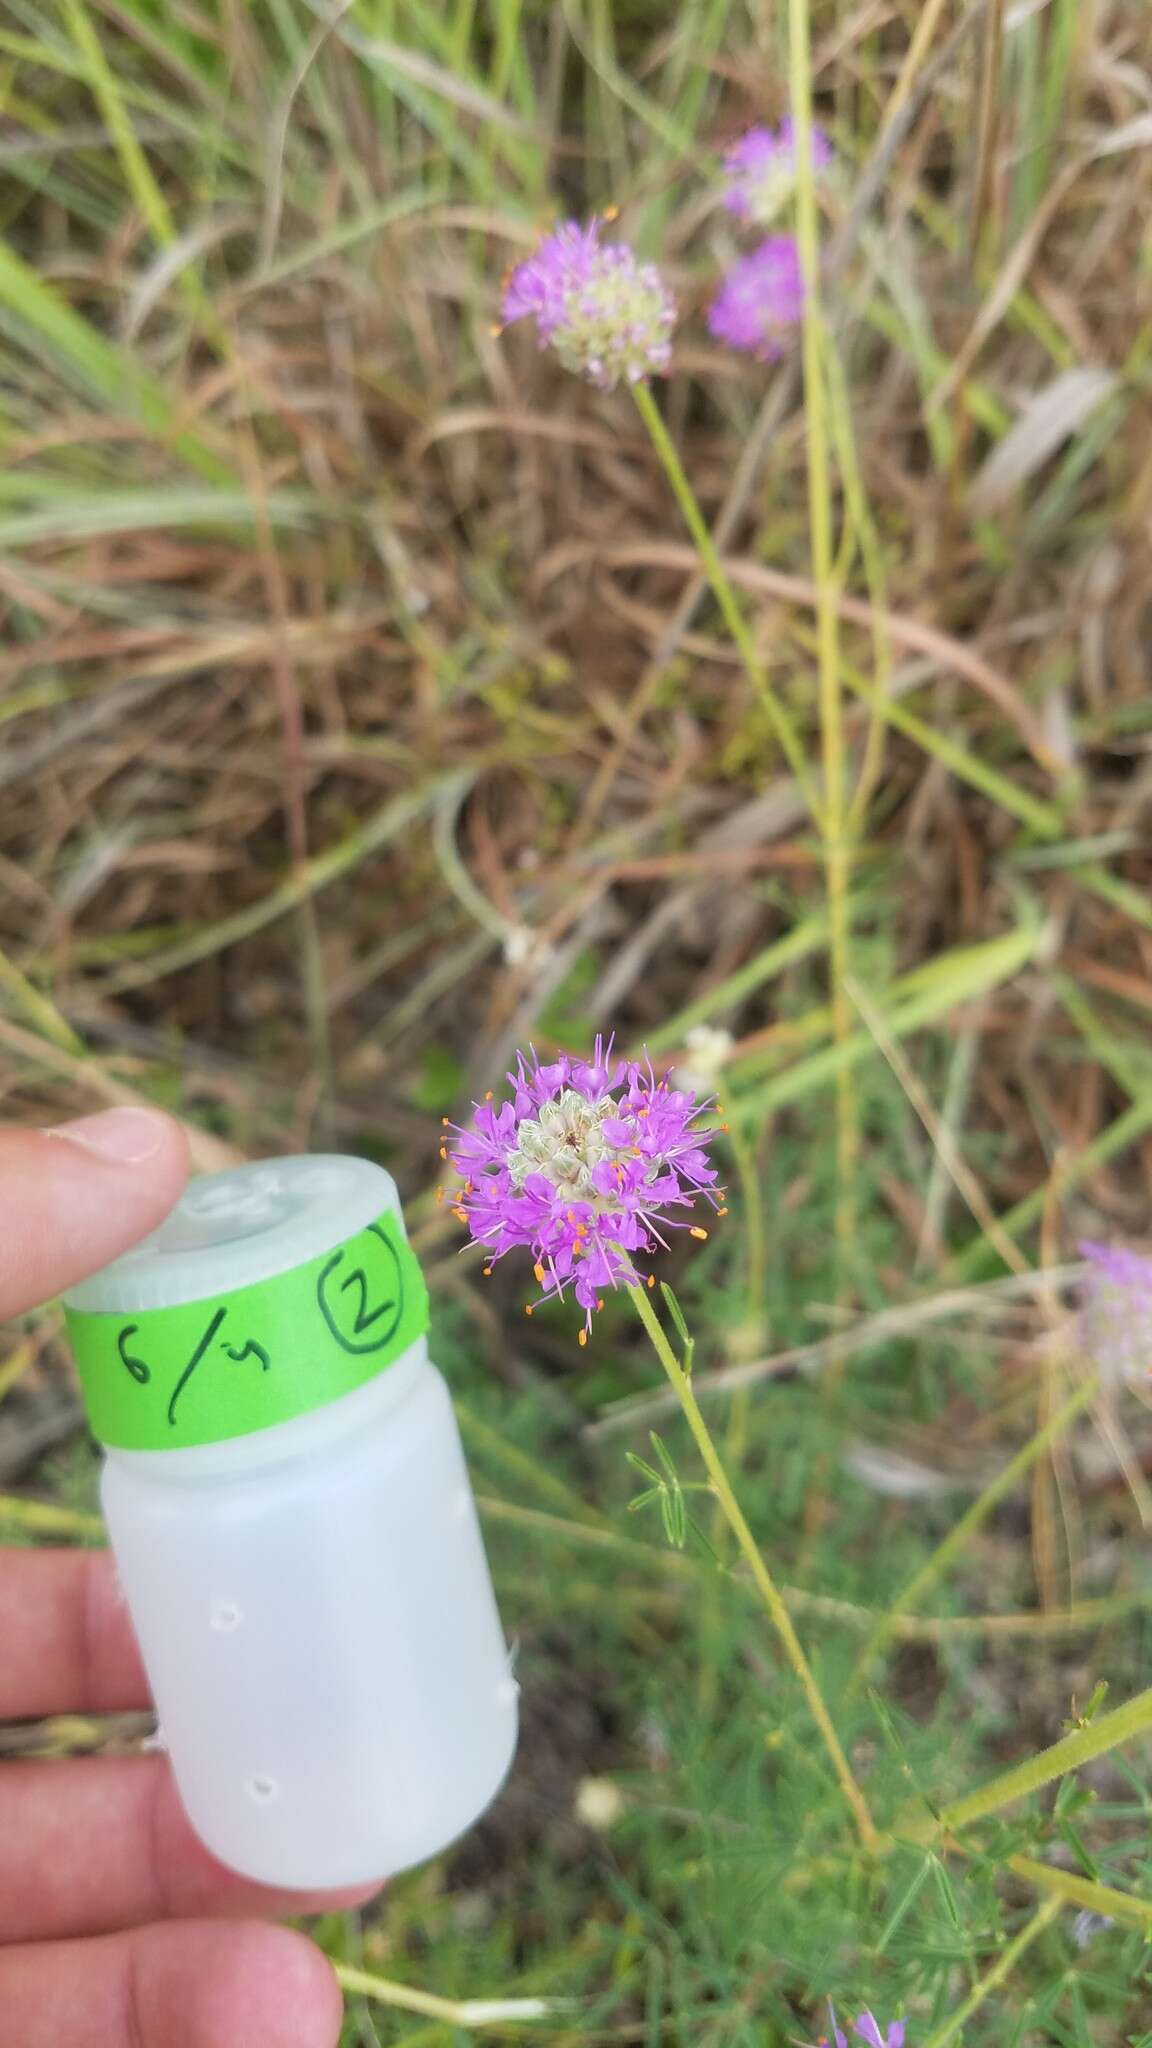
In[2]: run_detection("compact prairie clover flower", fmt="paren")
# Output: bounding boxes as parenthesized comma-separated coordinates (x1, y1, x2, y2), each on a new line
(707, 236, 806, 361)
(443, 1039, 724, 1338)
(823, 2010, 906, 2048)
(721, 120, 833, 226)
(1080, 1241, 1152, 1384)
(500, 218, 676, 390)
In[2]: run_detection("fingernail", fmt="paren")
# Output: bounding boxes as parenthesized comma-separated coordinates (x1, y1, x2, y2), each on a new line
(44, 1107, 168, 1165)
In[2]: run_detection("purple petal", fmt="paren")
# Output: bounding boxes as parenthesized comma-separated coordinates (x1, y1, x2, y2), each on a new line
(708, 236, 805, 359)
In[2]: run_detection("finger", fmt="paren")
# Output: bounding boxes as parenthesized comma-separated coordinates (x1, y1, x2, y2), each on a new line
(0, 1548, 148, 1719)
(0, 1754, 382, 1941)
(0, 1919, 344, 2048)
(0, 1109, 189, 1320)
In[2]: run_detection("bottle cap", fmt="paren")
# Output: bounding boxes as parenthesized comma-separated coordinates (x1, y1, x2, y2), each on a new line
(64, 1156, 429, 1452)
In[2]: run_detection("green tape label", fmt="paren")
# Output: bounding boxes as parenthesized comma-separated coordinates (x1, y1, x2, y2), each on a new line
(65, 1210, 429, 1450)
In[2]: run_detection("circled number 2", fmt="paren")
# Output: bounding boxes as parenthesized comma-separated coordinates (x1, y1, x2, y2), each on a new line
(316, 1222, 404, 1355)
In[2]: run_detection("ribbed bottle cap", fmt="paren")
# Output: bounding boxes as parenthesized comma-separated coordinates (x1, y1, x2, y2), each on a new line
(65, 1156, 403, 1314)
(64, 1156, 430, 1451)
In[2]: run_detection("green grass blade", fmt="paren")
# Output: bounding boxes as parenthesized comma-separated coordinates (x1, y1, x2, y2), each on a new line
(0, 242, 234, 484)
(731, 924, 1043, 1124)
(0, 488, 320, 546)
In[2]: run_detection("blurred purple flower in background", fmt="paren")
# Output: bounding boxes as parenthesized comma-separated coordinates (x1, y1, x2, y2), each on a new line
(501, 218, 675, 390)
(823, 2010, 906, 2048)
(722, 120, 833, 226)
(445, 1038, 722, 1336)
(707, 236, 806, 359)
(1079, 1240, 1152, 1384)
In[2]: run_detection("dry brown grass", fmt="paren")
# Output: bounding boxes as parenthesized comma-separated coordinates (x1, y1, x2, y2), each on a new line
(0, 2, 1147, 1513)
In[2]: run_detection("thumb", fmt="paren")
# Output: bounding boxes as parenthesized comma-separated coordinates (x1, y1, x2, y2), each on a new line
(0, 1109, 190, 1321)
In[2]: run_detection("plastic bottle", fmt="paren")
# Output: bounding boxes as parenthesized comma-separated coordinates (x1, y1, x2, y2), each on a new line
(63, 1154, 518, 1889)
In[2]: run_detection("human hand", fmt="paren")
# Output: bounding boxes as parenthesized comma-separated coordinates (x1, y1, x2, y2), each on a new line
(0, 1109, 376, 2047)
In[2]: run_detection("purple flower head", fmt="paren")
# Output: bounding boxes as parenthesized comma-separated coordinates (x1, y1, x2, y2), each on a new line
(853, 2016, 905, 2048)
(445, 1037, 723, 1335)
(501, 219, 675, 391)
(707, 236, 805, 360)
(1079, 1241, 1152, 1385)
(722, 120, 833, 226)
(821, 2011, 905, 2048)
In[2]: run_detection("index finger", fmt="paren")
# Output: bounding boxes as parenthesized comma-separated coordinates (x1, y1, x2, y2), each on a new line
(0, 1548, 148, 1718)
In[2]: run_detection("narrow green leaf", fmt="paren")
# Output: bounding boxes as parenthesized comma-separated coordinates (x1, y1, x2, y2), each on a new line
(732, 924, 1042, 1124)
(0, 242, 234, 485)
(0, 488, 319, 547)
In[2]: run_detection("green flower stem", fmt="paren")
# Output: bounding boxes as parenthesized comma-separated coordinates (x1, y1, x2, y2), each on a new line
(1005, 1855, 1152, 1934)
(627, 1275, 879, 1853)
(906, 1680, 1152, 1844)
(919, 1897, 1061, 2048)
(631, 381, 820, 819)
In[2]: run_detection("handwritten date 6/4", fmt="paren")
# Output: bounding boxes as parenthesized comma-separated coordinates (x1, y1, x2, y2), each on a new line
(115, 1308, 271, 1427)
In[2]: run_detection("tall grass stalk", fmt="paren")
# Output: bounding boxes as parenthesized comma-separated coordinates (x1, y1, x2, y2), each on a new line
(787, 0, 858, 1306)
(630, 382, 819, 819)
(61, 0, 228, 352)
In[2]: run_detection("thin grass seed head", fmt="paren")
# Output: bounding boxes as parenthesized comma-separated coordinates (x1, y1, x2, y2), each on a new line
(446, 1037, 721, 1334)
(707, 236, 806, 361)
(722, 120, 833, 226)
(501, 219, 676, 390)
(1079, 1241, 1152, 1384)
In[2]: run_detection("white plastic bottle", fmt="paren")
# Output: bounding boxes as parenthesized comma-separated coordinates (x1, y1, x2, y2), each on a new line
(63, 1154, 518, 1890)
